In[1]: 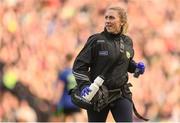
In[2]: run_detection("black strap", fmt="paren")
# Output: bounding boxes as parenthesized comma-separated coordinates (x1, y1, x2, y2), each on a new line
(123, 93, 149, 121)
(132, 102, 149, 121)
(109, 83, 149, 121)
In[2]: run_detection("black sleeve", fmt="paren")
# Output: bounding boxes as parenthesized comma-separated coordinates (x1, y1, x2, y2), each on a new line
(72, 35, 97, 90)
(128, 59, 137, 73)
(125, 35, 137, 73)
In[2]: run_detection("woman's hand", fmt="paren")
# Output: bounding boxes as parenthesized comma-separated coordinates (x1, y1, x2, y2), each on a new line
(136, 62, 145, 74)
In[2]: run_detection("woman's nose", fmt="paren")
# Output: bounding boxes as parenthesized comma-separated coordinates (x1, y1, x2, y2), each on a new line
(105, 18, 111, 24)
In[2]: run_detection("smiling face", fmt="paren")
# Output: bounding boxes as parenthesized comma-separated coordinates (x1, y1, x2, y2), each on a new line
(104, 9, 123, 34)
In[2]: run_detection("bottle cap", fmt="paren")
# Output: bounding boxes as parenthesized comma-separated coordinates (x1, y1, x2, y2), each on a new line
(95, 76, 104, 86)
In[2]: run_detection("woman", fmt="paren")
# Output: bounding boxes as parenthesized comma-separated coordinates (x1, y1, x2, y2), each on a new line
(72, 6, 147, 122)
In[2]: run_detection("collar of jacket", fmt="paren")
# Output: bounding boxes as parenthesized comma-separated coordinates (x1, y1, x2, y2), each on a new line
(102, 28, 122, 40)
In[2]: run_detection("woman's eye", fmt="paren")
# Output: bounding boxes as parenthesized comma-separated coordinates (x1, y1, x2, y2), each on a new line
(105, 16, 115, 20)
(109, 16, 115, 19)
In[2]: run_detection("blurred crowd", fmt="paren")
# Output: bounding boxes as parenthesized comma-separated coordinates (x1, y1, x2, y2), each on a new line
(0, 0, 179, 122)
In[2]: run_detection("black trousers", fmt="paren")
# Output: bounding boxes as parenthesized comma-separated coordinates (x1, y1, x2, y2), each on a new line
(87, 98, 133, 122)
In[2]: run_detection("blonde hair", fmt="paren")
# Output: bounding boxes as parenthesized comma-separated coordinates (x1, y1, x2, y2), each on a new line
(107, 6, 128, 34)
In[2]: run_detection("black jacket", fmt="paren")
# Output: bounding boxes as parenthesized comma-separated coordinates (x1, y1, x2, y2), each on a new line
(73, 29, 137, 90)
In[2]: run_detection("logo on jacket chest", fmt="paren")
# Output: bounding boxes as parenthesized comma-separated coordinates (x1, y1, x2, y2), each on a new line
(99, 51, 109, 56)
(126, 51, 131, 59)
(119, 40, 131, 59)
